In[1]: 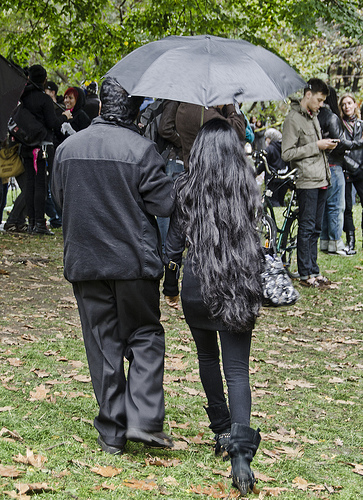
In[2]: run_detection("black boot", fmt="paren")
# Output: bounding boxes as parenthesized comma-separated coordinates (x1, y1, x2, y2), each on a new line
(204, 403, 231, 459)
(346, 231, 356, 255)
(27, 219, 35, 234)
(228, 424, 261, 495)
(33, 220, 54, 236)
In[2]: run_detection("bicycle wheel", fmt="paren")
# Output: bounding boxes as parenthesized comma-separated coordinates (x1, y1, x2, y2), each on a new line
(257, 213, 277, 251)
(280, 210, 299, 279)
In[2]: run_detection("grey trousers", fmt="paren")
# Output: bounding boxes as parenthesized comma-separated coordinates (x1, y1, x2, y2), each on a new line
(73, 279, 165, 447)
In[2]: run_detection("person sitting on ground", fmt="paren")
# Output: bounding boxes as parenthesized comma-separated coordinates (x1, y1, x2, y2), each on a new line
(163, 119, 264, 496)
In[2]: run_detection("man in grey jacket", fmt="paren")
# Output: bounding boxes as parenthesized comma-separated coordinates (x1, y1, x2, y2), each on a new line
(282, 78, 337, 287)
(52, 77, 175, 454)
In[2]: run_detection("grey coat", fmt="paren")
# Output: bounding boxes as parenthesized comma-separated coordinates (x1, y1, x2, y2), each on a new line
(52, 117, 174, 282)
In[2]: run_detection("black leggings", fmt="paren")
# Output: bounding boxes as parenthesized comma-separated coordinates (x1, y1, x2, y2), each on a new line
(190, 327, 252, 426)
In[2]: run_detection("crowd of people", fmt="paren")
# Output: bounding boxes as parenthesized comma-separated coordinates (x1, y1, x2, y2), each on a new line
(1, 65, 362, 496)
(0, 66, 100, 233)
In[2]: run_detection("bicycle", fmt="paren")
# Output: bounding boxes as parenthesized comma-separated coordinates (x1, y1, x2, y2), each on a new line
(253, 150, 299, 279)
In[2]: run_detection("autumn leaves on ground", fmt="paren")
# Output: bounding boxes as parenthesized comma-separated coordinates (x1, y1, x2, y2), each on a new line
(0, 229, 362, 499)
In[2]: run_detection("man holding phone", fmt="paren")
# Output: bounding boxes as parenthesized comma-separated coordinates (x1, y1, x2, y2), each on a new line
(282, 78, 338, 287)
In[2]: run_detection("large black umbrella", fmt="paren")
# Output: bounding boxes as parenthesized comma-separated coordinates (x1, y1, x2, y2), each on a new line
(0, 55, 27, 142)
(106, 35, 306, 106)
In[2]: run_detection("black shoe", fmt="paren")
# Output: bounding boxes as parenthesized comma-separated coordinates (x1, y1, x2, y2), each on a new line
(33, 222, 54, 235)
(97, 435, 125, 455)
(126, 428, 174, 448)
(4, 222, 17, 233)
(4, 222, 28, 233)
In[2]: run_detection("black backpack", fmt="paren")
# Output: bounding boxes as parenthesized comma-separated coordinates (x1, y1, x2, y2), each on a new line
(138, 99, 171, 160)
(8, 102, 47, 147)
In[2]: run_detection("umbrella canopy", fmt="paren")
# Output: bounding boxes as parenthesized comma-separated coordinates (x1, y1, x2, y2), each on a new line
(106, 35, 306, 107)
(0, 55, 27, 142)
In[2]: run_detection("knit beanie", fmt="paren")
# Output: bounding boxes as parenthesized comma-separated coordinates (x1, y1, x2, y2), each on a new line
(28, 65, 47, 85)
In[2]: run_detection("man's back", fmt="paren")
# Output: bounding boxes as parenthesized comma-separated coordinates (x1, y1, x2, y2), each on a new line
(52, 117, 174, 282)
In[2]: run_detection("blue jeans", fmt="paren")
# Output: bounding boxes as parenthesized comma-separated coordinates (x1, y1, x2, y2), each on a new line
(157, 159, 184, 252)
(297, 188, 327, 279)
(321, 165, 345, 242)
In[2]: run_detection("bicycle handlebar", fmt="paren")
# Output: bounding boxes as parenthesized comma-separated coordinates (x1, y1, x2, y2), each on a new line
(253, 151, 297, 182)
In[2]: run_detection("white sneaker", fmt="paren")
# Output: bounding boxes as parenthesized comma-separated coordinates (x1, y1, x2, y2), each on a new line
(335, 248, 355, 256)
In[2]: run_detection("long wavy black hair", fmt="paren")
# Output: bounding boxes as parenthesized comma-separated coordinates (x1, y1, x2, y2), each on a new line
(175, 118, 264, 331)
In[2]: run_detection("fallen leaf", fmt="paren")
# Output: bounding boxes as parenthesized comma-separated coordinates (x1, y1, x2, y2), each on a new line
(0, 465, 24, 478)
(292, 476, 309, 490)
(284, 379, 315, 390)
(346, 462, 363, 476)
(261, 486, 289, 496)
(0, 407, 14, 412)
(328, 377, 345, 384)
(31, 369, 50, 378)
(7, 358, 23, 367)
(72, 435, 84, 443)
(172, 441, 188, 450)
(72, 374, 91, 383)
(124, 479, 157, 491)
(13, 449, 47, 468)
(145, 456, 181, 467)
(14, 482, 54, 495)
(0, 428, 23, 441)
(255, 471, 276, 482)
(275, 445, 304, 458)
(163, 476, 179, 486)
(28, 384, 50, 401)
(90, 465, 123, 477)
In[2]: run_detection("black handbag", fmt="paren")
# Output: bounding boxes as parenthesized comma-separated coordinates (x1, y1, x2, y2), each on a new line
(261, 254, 299, 307)
(343, 154, 360, 175)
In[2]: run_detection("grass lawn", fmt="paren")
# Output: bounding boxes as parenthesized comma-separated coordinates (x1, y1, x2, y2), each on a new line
(0, 207, 362, 499)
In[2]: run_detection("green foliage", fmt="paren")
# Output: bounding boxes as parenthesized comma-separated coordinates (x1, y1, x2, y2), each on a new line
(0, 0, 362, 91)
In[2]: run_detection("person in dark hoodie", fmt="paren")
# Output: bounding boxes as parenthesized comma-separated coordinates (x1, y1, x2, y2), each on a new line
(83, 81, 101, 120)
(60, 86, 91, 138)
(20, 64, 72, 235)
(52, 77, 175, 455)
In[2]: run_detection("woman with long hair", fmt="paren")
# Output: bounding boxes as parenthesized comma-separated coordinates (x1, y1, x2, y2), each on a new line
(163, 118, 264, 495)
(338, 93, 363, 251)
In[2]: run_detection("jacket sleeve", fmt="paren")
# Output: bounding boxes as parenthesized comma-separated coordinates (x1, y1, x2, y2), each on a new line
(42, 94, 67, 131)
(163, 211, 186, 297)
(281, 114, 320, 162)
(223, 104, 246, 141)
(158, 100, 182, 148)
(139, 143, 175, 217)
(329, 115, 363, 152)
(51, 147, 64, 209)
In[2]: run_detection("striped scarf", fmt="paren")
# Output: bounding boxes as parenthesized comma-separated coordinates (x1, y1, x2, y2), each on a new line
(342, 115, 356, 138)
